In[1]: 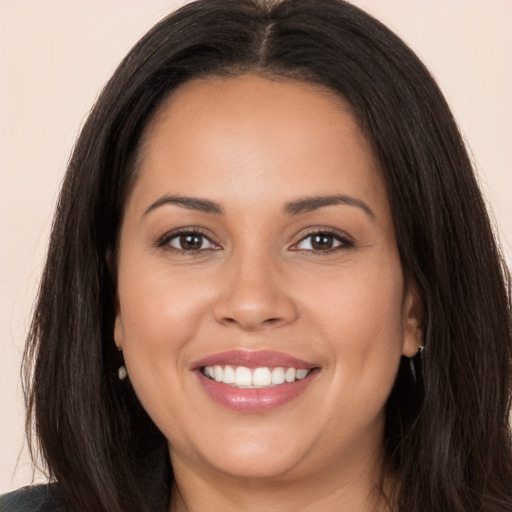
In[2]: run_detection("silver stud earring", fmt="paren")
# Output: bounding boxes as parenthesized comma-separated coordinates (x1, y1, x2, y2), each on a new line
(409, 345, 425, 383)
(118, 365, 128, 380)
(117, 346, 127, 380)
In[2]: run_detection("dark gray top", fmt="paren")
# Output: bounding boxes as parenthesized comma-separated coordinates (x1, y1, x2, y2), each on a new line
(0, 484, 67, 512)
(0, 447, 171, 512)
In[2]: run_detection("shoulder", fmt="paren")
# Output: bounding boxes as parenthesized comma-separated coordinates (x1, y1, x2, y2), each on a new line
(0, 484, 67, 512)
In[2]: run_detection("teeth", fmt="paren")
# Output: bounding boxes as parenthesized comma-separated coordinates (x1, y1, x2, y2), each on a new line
(235, 366, 252, 386)
(296, 369, 308, 380)
(271, 367, 285, 385)
(253, 367, 272, 386)
(203, 365, 311, 387)
(223, 365, 235, 384)
(285, 368, 296, 383)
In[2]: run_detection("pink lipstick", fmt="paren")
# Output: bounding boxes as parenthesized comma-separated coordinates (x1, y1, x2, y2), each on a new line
(192, 350, 319, 412)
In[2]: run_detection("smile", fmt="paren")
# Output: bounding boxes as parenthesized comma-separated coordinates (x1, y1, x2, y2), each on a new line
(193, 350, 319, 412)
(202, 365, 311, 388)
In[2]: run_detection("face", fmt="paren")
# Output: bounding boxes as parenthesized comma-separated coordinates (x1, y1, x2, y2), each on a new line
(114, 75, 421, 486)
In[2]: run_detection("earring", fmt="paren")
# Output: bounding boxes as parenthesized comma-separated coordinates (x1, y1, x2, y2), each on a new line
(409, 345, 425, 383)
(117, 346, 127, 380)
(118, 365, 128, 380)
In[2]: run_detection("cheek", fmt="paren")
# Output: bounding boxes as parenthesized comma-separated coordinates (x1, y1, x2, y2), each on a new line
(115, 258, 213, 397)
(115, 264, 218, 440)
(301, 255, 405, 395)
(118, 260, 212, 347)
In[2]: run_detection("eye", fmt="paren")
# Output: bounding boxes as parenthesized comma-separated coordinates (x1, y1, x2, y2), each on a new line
(292, 231, 352, 252)
(159, 230, 219, 252)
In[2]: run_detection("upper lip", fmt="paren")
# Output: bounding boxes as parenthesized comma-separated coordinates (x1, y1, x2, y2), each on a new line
(191, 350, 317, 370)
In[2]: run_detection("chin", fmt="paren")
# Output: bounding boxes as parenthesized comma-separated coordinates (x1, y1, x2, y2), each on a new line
(168, 424, 314, 481)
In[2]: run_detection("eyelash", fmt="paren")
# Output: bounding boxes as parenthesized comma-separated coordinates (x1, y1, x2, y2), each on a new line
(156, 228, 353, 255)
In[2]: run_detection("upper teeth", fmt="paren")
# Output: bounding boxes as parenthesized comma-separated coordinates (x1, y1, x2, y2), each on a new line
(203, 365, 310, 388)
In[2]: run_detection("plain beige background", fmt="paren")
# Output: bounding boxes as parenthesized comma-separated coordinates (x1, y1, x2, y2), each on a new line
(1, 0, 511, 493)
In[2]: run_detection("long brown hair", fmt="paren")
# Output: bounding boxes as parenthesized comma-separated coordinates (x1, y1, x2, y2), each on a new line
(24, 1, 512, 510)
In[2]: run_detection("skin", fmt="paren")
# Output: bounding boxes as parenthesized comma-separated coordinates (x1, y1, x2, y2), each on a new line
(114, 74, 422, 512)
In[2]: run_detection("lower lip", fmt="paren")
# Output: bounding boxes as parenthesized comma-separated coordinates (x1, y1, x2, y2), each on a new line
(196, 370, 318, 413)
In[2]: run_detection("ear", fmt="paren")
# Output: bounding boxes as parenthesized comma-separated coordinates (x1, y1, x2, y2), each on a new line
(114, 293, 124, 350)
(401, 281, 423, 357)
(107, 248, 124, 349)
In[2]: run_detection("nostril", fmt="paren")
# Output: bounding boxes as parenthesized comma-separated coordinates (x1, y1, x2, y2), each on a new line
(220, 315, 283, 330)
(213, 287, 299, 330)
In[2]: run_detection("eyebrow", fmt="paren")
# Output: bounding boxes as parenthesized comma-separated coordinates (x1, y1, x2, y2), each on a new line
(283, 195, 375, 220)
(143, 193, 375, 220)
(143, 195, 224, 216)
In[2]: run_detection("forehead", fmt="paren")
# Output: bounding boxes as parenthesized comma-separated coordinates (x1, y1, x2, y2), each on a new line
(129, 74, 387, 218)
(144, 74, 364, 161)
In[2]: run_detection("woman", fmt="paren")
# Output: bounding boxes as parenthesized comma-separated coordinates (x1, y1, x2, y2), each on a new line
(2, 0, 511, 510)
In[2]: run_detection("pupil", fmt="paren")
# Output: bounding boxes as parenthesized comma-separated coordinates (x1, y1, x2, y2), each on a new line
(180, 234, 202, 250)
(312, 234, 333, 250)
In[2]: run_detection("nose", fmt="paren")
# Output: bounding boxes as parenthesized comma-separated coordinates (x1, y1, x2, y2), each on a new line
(213, 251, 298, 331)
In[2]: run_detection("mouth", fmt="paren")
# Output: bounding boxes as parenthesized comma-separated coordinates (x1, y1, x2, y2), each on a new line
(192, 350, 319, 412)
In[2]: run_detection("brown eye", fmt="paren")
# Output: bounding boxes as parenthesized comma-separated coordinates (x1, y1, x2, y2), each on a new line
(311, 234, 335, 250)
(166, 232, 217, 251)
(179, 234, 203, 250)
(294, 231, 350, 252)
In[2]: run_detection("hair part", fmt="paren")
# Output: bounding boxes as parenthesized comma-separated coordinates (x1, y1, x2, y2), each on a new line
(23, 1, 512, 511)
